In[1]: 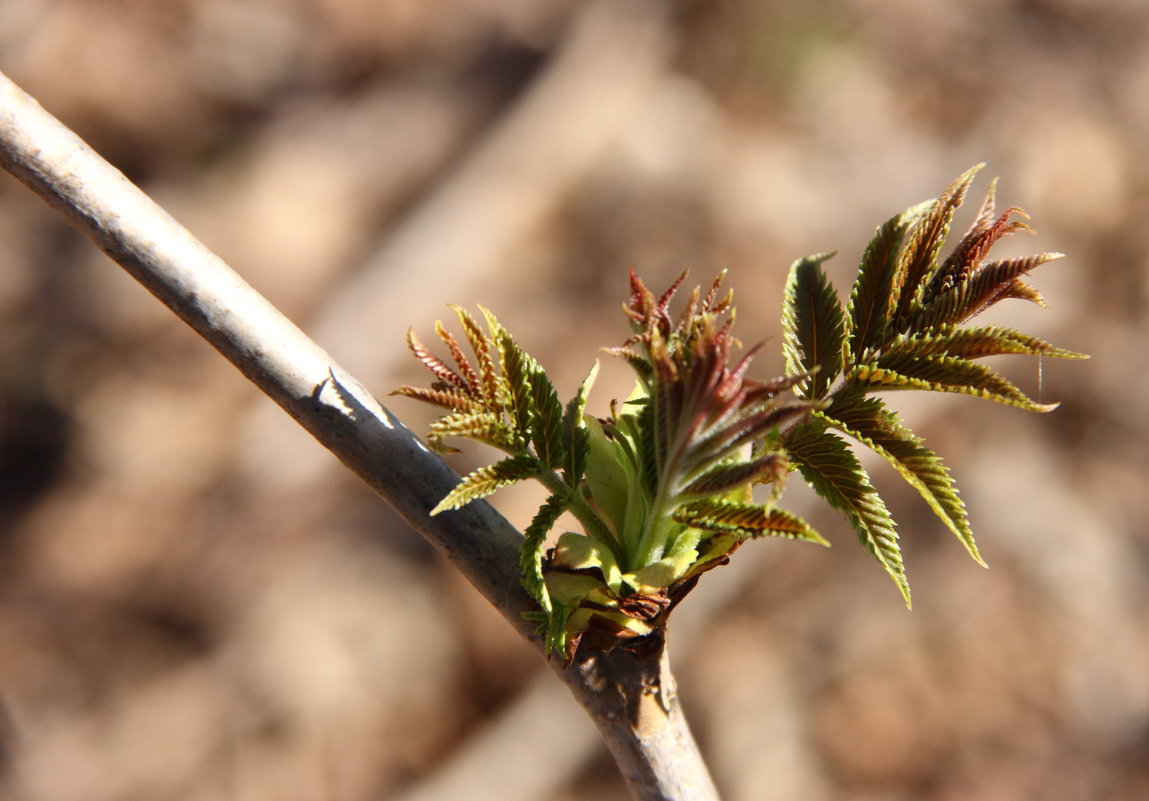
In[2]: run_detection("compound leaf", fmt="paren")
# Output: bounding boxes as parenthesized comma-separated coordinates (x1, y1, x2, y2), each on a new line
(427, 410, 517, 450)
(405, 328, 473, 394)
(680, 454, 787, 499)
(498, 329, 537, 436)
(390, 384, 484, 413)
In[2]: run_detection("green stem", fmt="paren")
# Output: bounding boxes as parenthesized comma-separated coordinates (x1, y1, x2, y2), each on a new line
(536, 468, 623, 561)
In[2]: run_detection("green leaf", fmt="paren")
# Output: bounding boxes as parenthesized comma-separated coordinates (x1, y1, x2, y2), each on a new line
(855, 354, 1057, 412)
(821, 394, 982, 565)
(584, 416, 634, 542)
(431, 454, 540, 514)
(891, 164, 982, 328)
(847, 203, 926, 361)
(497, 329, 536, 436)
(427, 410, 517, 450)
(520, 493, 569, 618)
(625, 549, 700, 594)
(615, 395, 659, 496)
(562, 361, 599, 486)
(785, 419, 910, 606)
(674, 499, 830, 546)
(782, 252, 847, 398)
(880, 325, 1088, 362)
(529, 367, 565, 469)
(496, 326, 565, 465)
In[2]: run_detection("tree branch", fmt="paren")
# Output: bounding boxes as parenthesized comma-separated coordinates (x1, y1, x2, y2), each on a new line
(0, 70, 719, 801)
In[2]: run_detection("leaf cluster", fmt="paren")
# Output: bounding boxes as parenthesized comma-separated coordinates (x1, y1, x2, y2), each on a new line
(392, 306, 603, 650)
(779, 165, 1086, 603)
(394, 166, 1085, 655)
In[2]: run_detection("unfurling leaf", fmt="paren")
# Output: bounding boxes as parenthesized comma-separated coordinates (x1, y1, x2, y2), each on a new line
(891, 164, 982, 329)
(427, 410, 516, 450)
(911, 252, 1064, 331)
(451, 305, 502, 407)
(529, 367, 564, 469)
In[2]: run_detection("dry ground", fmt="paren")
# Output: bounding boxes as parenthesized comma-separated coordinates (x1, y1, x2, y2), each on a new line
(1, 1, 1146, 799)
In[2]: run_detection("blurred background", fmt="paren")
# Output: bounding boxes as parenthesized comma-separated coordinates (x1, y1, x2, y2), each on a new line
(0, 0, 1145, 799)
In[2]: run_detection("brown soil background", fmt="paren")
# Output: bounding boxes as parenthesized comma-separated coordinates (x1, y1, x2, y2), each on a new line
(1, 1, 1146, 799)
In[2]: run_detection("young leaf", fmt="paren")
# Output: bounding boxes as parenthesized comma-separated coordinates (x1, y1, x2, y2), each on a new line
(785, 419, 910, 605)
(431, 454, 541, 514)
(847, 202, 927, 361)
(562, 361, 599, 486)
(821, 393, 981, 564)
(679, 454, 787, 498)
(405, 328, 473, 394)
(891, 164, 982, 329)
(856, 354, 1057, 412)
(782, 252, 847, 399)
(529, 367, 565, 469)
(451, 305, 502, 407)
(390, 384, 484, 413)
(687, 398, 814, 468)
(427, 410, 516, 450)
(675, 499, 830, 545)
(497, 328, 537, 436)
(434, 320, 483, 395)
(520, 493, 570, 618)
(927, 199, 1031, 298)
(881, 325, 1088, 362)
(911, 252, 1064, 331)
(584, 416, 634, 540)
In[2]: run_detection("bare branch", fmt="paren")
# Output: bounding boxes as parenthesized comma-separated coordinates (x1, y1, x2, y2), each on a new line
(0, 69, 719, 801)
